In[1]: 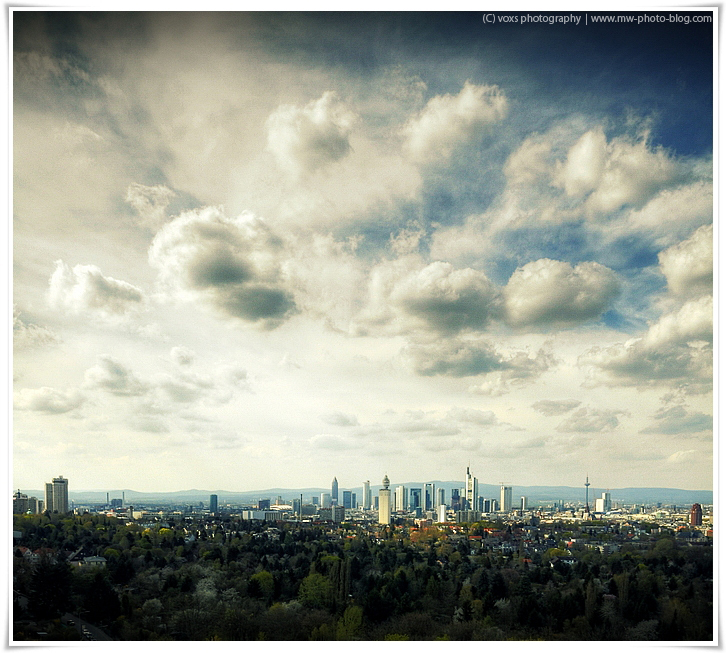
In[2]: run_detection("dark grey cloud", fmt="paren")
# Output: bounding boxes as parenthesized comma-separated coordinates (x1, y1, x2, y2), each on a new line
(532, 399, 581, 416)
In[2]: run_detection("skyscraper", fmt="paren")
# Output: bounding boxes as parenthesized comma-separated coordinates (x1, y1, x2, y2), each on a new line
(378, 475, 391, 524)
(409, 487, 422, 511)
(363, 480, 371, 510)
(321, 493, 332, 508)
(343, 490, 352, 509)
(45, 476, 69, 513)
(395, 485, 407, 512)
(437, 487, 445, 508)
(690, 503, 703, 526)
(209, 494, 218, 514)
(424, 482, 435, 510)
(500, 485, 512, 512)
(331, 477, 338, 504)
(465, 467, 478, 510)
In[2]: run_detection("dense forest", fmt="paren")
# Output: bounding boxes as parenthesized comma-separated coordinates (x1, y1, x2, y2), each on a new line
(13, 513, 713, 641)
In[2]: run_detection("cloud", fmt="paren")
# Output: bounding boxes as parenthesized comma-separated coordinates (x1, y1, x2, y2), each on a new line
(48, 260, 146, 319)
(504, 259, 619, 329)
(126, 183, 176, 229)
(309, 434, 356, 451)
(658, 224, 712, 297)
(624, 181, 712, 246)
(666, 450, 698, 465)
(554, 127, 608, 197)
(82, 355, 148, 396)
(556, 130, 685, 215)
(639, 408, 711, 435)
(403, 81, 507, 163)
(402, 340, 505, 377)
(446, 407, 498, 426)
(14, 387, 85, 414)
(580, 296, 712, 387)
(468, 347, 556, 395)
(266, 91, 357, 178)
(149, 206, 296, 329)
(13, 308, 59, 351)
(556, 407, 626, 433)
(532, 399, 582, 416)
(390, 261, 501, 334)
(155, 372, 214, 403)
(170, 346, 196, 366)
(321, 412, 359, 427)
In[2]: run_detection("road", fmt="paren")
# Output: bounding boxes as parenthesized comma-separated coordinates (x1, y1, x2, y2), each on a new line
(61, 613, 113, 641)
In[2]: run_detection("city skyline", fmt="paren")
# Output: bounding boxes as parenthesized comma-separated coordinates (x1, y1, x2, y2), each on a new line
(12, 10, 714, 493)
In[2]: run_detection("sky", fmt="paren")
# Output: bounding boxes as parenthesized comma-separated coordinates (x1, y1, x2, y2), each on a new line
(11, 9, 715, 493)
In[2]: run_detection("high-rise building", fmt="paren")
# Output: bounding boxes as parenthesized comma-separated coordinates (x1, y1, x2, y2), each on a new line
(210, 494, 218, 514)
(451, 488, 461, 511)
(465, 467, 478, 510)
(424, 483, 435, 510)
(363, 481, 371, 510)
(409, 487, 422, 511)
(690, 503, 703, 526)
(321, 493, 332, 509)
(258, 498, 271, 510)
(437, 504, 447, 523)
(520, 496, 528, 511)
(13, 491, 29, 514)
(343, 490, 352, 509)
(331, 477, 338, 504)
(394, 485, 407, 512)
(45, 476, 69, 513)
(378, 475, 391, 524)
(500, 485, 512, 512)
(437, 487, 445, 508)
(602, 491, 611, 512)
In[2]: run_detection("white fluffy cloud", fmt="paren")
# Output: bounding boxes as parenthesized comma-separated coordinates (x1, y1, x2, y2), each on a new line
(581, 295, 712, 387)
(149, 206, 296, 329)
(624, 181, 712, 245)
(266, 91, 357, 178)
(403, 81, 507, 163)
(48, 260, 145, 319)
(555, 127, 608, 197)
(126, 182, 176, 229)
(504, 259, 619, 329)
(390, 261, 501, 334)
(554, 129, 683, 215)
(658, 224, 712, 297)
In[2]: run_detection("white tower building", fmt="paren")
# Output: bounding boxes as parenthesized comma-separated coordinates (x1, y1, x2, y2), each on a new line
(378, 475, 391, 524)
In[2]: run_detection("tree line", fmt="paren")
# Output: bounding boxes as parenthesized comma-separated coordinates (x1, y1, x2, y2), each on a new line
(13, 513, 713, 641)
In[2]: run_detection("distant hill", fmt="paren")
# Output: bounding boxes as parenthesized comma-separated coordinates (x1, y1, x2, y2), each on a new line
(24, 483, 712, 507)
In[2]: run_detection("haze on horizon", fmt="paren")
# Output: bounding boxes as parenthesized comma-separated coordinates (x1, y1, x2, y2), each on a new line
(12, 11, 714, 494)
